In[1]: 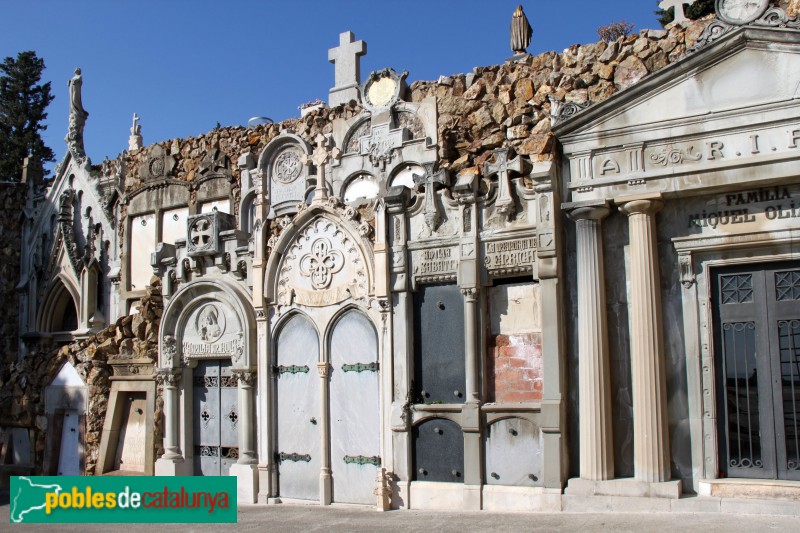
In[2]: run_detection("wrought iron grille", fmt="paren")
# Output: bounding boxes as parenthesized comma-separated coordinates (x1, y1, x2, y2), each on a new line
(722, 321, 763, 469)
(721, 274, 754, 304)
(778, 319, 800, 471)
(776, 271, 800, 302)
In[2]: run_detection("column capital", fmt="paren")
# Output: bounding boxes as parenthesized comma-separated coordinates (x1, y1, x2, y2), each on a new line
(460, 287, 479, 301)
(233, 369, 257, 387)
(617, 195, 663, 217)
(565, 201, 611, 222)
(317, 362, 331, 378)
(155, 368, 182, 387)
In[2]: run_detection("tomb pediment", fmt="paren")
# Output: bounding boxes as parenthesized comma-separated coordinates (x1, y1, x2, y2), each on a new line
(556, 27, 800, 142)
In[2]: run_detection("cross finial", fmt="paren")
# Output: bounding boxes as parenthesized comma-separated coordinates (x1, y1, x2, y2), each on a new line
(328, 31, 367, 107)
(302, 134, 341, 203)
(413, 164, 450, 231)
(484, 148, 526, 220)
(659, 0, 697, 24)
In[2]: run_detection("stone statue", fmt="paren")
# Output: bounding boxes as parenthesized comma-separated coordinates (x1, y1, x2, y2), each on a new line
(510, 5, 533, 54)
(68, 68, 89, 126)
(66, 68, 90, 165)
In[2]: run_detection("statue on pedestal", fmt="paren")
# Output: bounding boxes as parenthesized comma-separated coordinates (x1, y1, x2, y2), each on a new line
(510, 5, 532, 54)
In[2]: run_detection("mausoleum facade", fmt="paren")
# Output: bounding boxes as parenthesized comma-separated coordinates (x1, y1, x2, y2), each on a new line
(2, 0, 800, 514)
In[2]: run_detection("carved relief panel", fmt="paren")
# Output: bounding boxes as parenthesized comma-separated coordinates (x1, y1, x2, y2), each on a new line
(276, 217, 368, 307)
(180, 302, 245, 366)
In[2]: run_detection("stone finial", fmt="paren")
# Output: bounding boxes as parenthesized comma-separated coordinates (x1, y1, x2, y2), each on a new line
(510, 5, 532, 54)
(659, 0, 696, 24)
(129, 112, 143, 151)
(328, 31, 367, 107)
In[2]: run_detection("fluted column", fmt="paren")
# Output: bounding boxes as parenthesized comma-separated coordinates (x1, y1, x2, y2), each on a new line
(568, 204, 614, 481)
(156, 369, 183, 460)
(234, 370, 257, 464)
(317, 362, 332, 505)
(618, 197, 670, 483)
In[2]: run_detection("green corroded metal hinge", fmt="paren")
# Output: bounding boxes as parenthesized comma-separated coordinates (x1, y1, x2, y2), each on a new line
(341, 362, 379, 373)
(274, 364, 310, 375)
(343, 455, 381, 466)
(277, 452, 311, 463)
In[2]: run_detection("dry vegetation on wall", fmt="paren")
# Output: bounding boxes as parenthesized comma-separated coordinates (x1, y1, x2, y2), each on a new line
(2, 16, 715, 474)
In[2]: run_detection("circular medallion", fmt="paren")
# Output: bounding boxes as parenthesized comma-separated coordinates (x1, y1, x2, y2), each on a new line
(148, 157, 165, 177)
(273, 150, 302, 184)
(716, 0, 769, 25)
(195, 303, 226, 343)
(366, 77, 397, 108)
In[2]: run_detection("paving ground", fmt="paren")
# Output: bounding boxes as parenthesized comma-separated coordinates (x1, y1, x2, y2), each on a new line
(2, 501, 800, 532)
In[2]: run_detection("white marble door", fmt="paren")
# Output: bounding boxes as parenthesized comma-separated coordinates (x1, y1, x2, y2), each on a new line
(276, 314, 320, 500)
(329, 311, 380, 504)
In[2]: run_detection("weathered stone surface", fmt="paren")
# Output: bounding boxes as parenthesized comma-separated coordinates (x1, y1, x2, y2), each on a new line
(614, 55, 649, 91)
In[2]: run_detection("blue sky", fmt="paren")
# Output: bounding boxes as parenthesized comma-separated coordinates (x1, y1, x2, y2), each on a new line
(2, 1, 662, 168)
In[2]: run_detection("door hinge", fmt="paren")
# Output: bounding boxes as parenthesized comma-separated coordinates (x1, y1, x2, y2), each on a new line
(343, 455, 381, 466)
(276, 452, 311, 463)
(341, 362, 379, 373)
(274, 364, 310, 375)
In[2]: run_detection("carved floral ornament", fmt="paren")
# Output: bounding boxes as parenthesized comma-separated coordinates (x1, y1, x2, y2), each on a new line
(276, 214, 369, 307)
(687, 2, 800, 55)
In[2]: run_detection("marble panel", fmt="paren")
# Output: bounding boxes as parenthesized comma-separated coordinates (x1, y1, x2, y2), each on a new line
(200, 199, 230, 214)
(484, 418, 542, 487)
(129, 213, 156, 290)
(329, 311, 380, 505)
(161, 207, 188, 245)
(276, 314, 320, 501)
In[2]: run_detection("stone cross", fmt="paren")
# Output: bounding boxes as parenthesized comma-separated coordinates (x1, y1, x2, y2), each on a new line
(328, 31, 367, 107)
(413, 165, 450, 231)
(484, 148, 525, 219)
(302, 134, 341, 203)
(659, 0, 696, 24)
(129, 112, 143, 150)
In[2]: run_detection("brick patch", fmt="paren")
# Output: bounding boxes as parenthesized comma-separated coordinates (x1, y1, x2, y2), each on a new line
(488, 332, 543, 403)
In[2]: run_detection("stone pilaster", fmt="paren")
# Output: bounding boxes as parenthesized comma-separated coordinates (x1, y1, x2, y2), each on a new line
(317, 362, 332, 505)
(618, 197, 671, 483)
(568, 204, 614, 481)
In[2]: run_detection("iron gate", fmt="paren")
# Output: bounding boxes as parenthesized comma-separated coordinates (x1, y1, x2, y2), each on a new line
(713, 262, 800, 480)
(193, 359, 238, 476)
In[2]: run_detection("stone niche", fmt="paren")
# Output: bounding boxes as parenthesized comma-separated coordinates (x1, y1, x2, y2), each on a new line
(259, 133, 312, 219)
(487, 281, 543, 403)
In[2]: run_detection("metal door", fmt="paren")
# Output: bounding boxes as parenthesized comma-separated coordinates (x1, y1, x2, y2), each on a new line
(713, 262, 800, 480)
(413, 418, 464, 483)
(193, 359, 238, 476)
(329, 311, 380, 504)
(57, 410, 80, 476)
(276, 314, 320, 500)
(413, 284, 466, 404)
